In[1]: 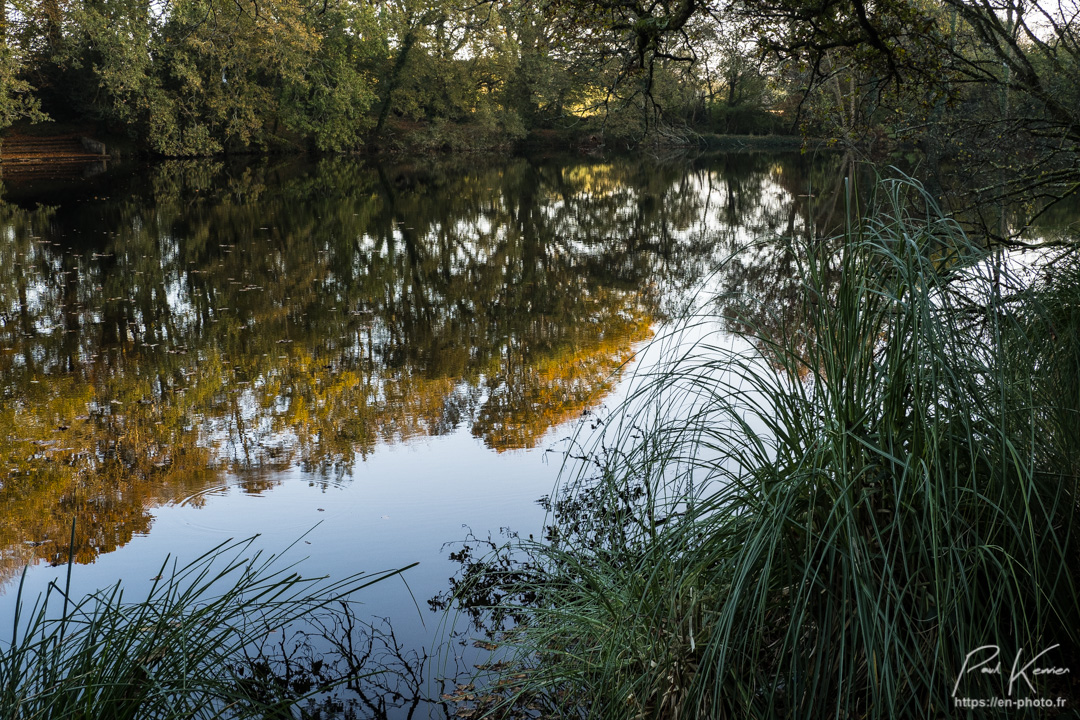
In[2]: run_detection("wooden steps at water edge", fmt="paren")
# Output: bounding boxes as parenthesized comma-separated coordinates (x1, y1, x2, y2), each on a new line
(0, 132, 109, 181)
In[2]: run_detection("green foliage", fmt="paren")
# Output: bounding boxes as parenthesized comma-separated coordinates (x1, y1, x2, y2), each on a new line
(704, 103, 782, 135)
(0, 45, 44, 132)
(27, 0, 382, 155)
(467, 177, 1080, 717)
(275, 3, 381, 151)
(141, 0, 377, 155)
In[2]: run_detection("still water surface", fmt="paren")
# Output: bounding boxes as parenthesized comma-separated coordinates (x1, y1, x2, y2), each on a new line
(0, 151, 848, 714)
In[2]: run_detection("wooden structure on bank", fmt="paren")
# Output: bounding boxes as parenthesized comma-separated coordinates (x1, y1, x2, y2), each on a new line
(0, 132, 109, 181)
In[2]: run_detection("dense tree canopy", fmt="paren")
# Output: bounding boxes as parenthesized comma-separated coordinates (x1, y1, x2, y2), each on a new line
(0, 0, 790, 152)
(0, 0, 1076, 226)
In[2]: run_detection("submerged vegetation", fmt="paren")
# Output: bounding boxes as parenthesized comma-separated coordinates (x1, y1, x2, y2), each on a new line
(446, 178, 1080, 717)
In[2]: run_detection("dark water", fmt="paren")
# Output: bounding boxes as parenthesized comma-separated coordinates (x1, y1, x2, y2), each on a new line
(0, 150, 859, 715)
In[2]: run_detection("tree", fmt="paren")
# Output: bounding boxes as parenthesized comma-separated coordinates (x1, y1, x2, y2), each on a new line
(34, 0, 383, 154)
(0, 0, 47, 132)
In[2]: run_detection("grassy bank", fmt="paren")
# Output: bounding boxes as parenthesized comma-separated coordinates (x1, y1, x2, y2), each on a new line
(0, 533, 415, 719)
(456, 177, 1080, 717)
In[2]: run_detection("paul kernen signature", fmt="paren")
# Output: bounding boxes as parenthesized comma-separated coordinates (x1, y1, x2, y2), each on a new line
(953, 645, 1071, 697)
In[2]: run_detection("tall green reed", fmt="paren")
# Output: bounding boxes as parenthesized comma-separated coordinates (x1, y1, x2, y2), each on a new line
(473, 176, 1080, 718)
(0, 534, 415, 719)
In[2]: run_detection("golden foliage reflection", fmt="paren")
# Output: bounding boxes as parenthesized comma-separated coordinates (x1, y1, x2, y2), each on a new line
(0, 153, 830, 575)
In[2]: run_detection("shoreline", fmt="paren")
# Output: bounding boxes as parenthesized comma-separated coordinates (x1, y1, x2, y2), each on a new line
(1, 122, 812, 164)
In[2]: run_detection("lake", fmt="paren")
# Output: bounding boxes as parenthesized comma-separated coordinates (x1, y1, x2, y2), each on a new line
(0, 150, 857, 716)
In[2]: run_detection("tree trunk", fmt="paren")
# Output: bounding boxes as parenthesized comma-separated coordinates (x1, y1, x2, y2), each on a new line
(374, 30, 418, 137)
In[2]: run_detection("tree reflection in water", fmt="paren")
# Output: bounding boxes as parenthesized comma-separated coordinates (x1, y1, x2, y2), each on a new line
(0, 151, 840, 585)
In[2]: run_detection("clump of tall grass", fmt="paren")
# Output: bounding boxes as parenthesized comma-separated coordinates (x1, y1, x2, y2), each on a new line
(0, 533, 414, 719)
(1010, 248, 1080, 483)
(472, 177, 1080, 718)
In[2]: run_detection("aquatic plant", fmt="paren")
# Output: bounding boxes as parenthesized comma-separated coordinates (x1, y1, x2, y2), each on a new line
(459, 176, 1080, 718)
(0, 532, 415, 719)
